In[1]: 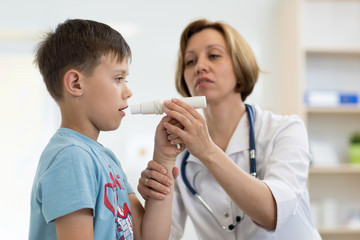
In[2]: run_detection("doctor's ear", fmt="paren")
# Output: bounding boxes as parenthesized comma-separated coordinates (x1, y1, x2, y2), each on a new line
(63, 70, 83, 97)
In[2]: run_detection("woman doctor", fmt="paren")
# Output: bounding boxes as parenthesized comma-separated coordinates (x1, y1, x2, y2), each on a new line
(138, 19, 321, 240)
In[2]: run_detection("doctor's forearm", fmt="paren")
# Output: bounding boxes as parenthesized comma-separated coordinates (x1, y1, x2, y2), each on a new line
(200, 147, 277, 230)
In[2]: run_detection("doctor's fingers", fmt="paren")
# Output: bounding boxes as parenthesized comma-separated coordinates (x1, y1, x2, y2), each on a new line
(146, 160, 167, 175)
(141, 168, 173, 187)
(168, 98, 203, 119)
(166, 118, 184, 135)
(165, 102, 206, 130)
(164, 100, 197, 123)
(137, 179, 168, 201)
(138, 174, 171, 199)
(167, 116, 183, 126)
(165, 117, 184, 139)
(167, 131, 184, 141)
(168, 136, 185, 148)
(164, 112, 207, 139)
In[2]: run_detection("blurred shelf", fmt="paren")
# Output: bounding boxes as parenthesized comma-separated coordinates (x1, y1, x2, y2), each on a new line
(305, 47, 360, 55)
(317, 227, 360, 235)
(306, 107, 360, 114)
(309, 164, 360, 174)
(280, 1, 360, 238)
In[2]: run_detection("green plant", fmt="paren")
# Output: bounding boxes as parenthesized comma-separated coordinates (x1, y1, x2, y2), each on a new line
(350, 132, 360, 144)
(349, 132, 360, 164)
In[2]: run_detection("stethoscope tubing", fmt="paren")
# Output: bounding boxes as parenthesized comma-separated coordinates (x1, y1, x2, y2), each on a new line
(181, 104, 257, 192)
(245, 104, 257, 177)
(180, 104, 256, 231)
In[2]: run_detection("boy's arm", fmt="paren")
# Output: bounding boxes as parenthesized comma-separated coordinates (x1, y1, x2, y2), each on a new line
(129, 161, 175, 240)
(130, 115, 183, 240)
(55, 208, 93, 240)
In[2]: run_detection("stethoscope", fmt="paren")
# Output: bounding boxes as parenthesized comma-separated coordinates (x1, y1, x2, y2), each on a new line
(180, 104, 257, 232)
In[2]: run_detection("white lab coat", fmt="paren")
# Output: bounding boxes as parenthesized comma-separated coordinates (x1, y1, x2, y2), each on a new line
(169, 104, 321, 240)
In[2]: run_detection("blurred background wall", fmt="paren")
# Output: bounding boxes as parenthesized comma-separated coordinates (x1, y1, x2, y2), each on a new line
(0, 0, 283, 238)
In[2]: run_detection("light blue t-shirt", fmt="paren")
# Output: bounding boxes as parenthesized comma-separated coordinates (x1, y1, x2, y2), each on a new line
(29, 128, 134, 240)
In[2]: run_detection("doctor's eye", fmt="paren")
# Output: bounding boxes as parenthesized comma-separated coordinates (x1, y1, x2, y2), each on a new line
(209, 53, 221, 60)
(185, 58, 196, 67)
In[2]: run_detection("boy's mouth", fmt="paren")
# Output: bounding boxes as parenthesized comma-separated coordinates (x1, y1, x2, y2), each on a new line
(119, 106, 128, 111)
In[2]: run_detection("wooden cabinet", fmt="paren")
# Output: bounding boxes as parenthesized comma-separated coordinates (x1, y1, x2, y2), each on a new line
(308, 165, 360, 240)
(280, 0, 360, 239)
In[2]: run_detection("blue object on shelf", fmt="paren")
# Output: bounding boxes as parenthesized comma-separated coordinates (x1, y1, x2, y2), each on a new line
(305, 90, 359, 107)
(340, 93, 358, 104)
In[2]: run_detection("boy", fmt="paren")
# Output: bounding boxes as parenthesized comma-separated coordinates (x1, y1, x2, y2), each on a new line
(29, 19, 180, 240)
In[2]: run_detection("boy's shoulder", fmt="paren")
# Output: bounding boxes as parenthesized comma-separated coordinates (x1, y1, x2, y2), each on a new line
(37, 128, 103, 171)
(40, 128, 123, 169)
(41, 128, 96, 157)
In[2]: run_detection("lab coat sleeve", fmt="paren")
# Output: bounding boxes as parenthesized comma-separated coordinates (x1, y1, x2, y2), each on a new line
(169, 178, 188, 240)
(262, 116, 311, 231)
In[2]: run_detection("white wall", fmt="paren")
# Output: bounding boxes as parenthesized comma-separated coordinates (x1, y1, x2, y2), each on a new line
(0, 0, 283, 239)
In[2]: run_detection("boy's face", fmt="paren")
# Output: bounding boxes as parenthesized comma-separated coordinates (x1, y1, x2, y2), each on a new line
(82, 54, 132, 132)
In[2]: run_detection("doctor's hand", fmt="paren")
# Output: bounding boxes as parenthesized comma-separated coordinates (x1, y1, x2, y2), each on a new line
(163, 99, 217, 160)
(138, 160, 179, 201)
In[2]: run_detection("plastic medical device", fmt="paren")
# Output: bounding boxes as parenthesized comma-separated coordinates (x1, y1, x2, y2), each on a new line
(130, 96, 207, 115)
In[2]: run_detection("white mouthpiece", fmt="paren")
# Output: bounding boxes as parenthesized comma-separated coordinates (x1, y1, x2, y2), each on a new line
(130, 104, 141, 114)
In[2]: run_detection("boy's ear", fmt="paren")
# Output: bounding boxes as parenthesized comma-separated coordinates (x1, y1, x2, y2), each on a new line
(63, 70, 83, 97)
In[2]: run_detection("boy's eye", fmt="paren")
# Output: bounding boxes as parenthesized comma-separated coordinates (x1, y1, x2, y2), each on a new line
(115, 76, 129, 84)
(115, 76, 128, 83)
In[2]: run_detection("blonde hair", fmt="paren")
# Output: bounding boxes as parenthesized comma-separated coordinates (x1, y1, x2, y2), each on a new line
(175, 19, 259, 101)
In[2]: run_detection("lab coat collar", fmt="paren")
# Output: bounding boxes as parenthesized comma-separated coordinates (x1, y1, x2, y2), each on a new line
(224, 105, 251, 156)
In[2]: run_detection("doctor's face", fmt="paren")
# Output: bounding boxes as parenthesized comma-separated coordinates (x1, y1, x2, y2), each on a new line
(183, 29, 238, 104)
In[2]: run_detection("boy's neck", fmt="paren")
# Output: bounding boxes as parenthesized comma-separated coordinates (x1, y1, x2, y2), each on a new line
(60, 104, 100, 141)
(61, 121, 100, 141)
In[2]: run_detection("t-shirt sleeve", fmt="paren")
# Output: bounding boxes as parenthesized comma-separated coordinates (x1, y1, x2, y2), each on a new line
(37, 146, 97, 223)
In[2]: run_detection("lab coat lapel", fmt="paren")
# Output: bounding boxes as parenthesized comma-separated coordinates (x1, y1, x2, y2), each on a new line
(225, 109, 250, 156)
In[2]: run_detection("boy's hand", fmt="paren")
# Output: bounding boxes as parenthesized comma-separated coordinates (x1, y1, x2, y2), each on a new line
(138, 161, 179, 200)
(153, 114, 185, 164)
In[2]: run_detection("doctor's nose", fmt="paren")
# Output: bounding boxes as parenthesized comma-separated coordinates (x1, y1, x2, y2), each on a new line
(194, 60, 209, 75)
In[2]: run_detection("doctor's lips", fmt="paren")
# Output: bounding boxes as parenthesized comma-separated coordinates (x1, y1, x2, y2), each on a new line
(195, 77, 213, 88)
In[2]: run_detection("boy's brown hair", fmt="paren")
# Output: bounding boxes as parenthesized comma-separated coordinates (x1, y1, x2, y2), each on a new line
(34, 19, 132, 101)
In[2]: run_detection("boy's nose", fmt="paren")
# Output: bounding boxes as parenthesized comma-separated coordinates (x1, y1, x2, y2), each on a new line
(123, 84, 132, 99)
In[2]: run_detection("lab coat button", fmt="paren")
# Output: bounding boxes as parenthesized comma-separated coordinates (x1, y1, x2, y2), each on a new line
(224, 212, 229, 217)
